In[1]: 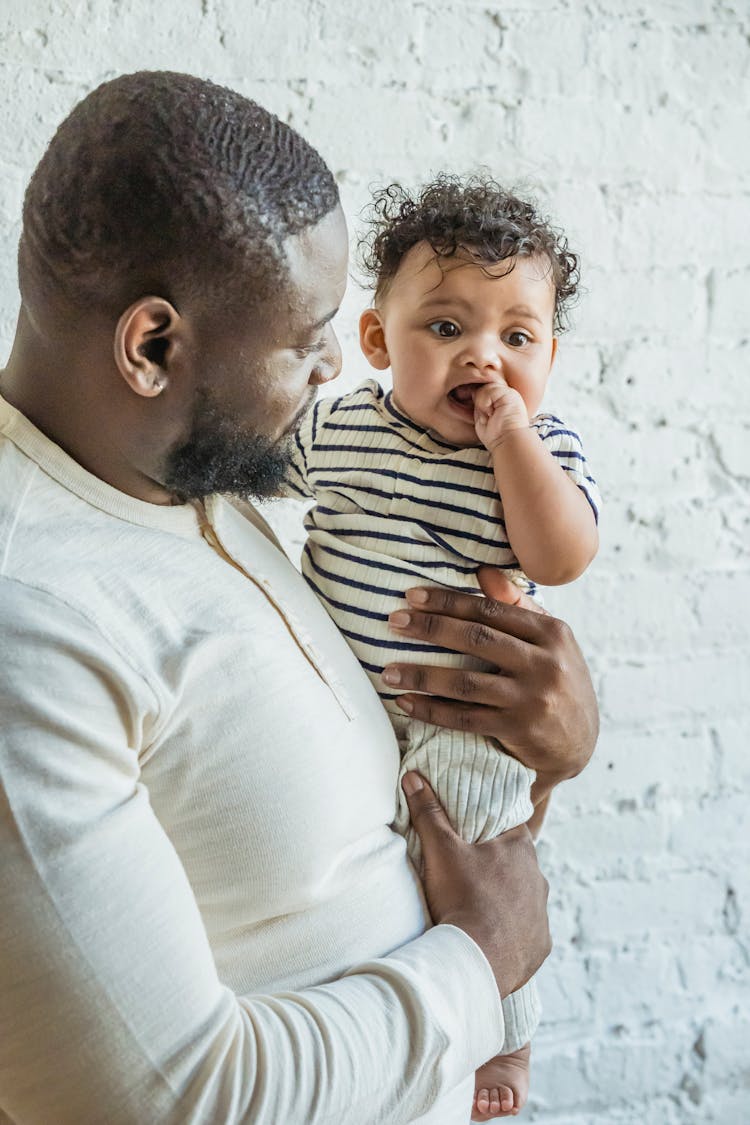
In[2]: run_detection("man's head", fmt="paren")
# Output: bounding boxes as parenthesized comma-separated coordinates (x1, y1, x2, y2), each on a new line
(358, 175, 579, 445)
(15, 71, 348, 500)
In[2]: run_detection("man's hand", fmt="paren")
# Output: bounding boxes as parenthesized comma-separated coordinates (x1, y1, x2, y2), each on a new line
(383, 570, 598, 795)
(401, 772, 551, 998)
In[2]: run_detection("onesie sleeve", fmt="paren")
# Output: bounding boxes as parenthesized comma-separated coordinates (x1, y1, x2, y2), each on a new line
(0, 579, 503, 1125)
(279, 394, 340, 500)
(532, 413, 602, 523)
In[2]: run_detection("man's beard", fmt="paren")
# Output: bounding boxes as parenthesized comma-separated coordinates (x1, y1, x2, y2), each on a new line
(163, 387, 305, 502)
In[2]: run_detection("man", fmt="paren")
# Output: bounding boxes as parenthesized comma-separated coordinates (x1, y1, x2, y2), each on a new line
(0, 72, 597, 1124)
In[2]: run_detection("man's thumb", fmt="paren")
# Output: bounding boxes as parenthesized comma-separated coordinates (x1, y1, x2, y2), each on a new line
(476, 567, 522, 605)
(401, 772, 457, 849)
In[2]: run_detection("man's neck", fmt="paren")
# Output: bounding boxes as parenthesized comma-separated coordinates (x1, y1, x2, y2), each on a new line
(1, 313, 179, 507)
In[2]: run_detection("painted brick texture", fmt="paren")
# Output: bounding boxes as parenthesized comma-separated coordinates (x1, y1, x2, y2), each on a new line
(0, 2, 747, 1121)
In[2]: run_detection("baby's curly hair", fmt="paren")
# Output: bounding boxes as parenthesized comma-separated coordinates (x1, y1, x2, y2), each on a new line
(360, 174, 579, 332)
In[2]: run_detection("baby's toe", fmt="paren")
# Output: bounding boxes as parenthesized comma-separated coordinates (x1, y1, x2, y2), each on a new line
(475, 1088, 490, 1115)
(499, 1085, 515, 1113)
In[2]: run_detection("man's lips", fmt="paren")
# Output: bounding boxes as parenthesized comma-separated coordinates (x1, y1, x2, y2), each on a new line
(286, 390, 317, 435)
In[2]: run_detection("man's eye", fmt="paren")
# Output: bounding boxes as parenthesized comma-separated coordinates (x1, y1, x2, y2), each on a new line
(296, 336, 327, 358)
(428, 320, 460, 338)
(507, 331, 531, 347)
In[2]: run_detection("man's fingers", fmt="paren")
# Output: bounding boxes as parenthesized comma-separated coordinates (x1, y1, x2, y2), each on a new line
(389, 604, 531, 670)
(401, 771, 460, 848)
(402, 585, 548, 645)
(395, 697, 515, 741)
(382, 664, 522, 709)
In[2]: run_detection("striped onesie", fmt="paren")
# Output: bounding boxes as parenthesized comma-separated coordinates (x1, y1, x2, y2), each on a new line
(285, 377, 600, 1053)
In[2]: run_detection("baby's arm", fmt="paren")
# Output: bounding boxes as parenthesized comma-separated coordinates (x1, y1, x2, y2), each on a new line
(474, 378, 598, 586)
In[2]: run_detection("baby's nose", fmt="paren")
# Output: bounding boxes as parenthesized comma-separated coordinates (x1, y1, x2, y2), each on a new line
(464, 335, 502, 372)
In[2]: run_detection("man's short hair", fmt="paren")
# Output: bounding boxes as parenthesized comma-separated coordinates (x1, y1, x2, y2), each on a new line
(19, 71, 340, 318)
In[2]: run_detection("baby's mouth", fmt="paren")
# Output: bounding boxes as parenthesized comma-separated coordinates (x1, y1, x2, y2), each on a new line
(447, 383, 478, 416)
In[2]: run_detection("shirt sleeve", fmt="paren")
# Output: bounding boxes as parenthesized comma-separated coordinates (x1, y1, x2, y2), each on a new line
(532, 413, 602, 523)
(0, 579, 503, 1125)
(279, 395, 340, 501)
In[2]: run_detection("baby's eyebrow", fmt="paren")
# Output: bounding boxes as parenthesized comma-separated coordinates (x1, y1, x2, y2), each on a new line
(417, 297, 545, 326)
(418, 295, 473, 314)
(503, 304, 544, 324)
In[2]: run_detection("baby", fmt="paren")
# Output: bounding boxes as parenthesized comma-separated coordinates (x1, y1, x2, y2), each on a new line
(284, 175, 600, 1120)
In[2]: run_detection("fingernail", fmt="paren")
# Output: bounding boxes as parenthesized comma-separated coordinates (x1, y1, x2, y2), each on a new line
(401, 772, 423, 795)
(406, 588, 429, 605)
(395, 696, 413, 714)
(381, 666, 401, 685)
(389, 610, 411, 628)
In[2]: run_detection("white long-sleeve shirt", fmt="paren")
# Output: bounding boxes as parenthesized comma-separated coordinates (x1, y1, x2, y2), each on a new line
(0, 393, 506, 1125)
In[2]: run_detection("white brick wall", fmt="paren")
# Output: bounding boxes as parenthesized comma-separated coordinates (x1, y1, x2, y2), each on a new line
(1, 2, 748, 1120)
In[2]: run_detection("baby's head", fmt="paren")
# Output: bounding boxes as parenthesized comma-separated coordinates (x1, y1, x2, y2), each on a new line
(359, 175, 579, 446)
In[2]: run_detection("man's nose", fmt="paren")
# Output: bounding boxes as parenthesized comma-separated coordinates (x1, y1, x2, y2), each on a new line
(309, 335, 342, 385)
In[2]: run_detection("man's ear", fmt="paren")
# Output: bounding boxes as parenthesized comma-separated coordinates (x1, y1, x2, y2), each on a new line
(113, 296, 184, 398)
(359, 307, 390, 371)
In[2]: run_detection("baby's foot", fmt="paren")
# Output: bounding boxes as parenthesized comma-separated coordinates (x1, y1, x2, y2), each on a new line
(472, 1042, 531, 1121)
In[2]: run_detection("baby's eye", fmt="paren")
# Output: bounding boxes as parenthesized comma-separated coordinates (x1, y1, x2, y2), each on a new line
(506, 330, 531, 347)
(428, 320, 460, 338)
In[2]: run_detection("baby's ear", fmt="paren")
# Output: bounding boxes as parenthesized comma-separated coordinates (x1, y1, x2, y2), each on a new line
(548, 336, 558, 373)
(359, 308, 390, 370)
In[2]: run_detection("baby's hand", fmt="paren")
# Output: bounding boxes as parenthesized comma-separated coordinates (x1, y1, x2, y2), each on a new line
(473, 377, 529, 453)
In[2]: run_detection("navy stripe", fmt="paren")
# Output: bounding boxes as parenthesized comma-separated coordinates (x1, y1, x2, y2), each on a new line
(560, 464, 595, 480)
(551, 449, 586, 464)
(330, 387, 384, 413)
(320, 531, 521, 571)
(309, 439, 494, 475)
(316, 540, 480, 578)
(287, 455, 308, 483)
(383, 392, 460, 451)
(331, 402, 382, 414)
(339, 626, 448, 654)
(311, 464, 498, 503)
(318, 419, 442, 458)
(316, 424, 398, 435)
(284, 476, 309, 499)
(538, 427, 582, 443)
(304, 548, 408, 598)
(313, 581, 477, 650)
(293, 431, 308, 472)
(315, 530, 486, 573)
(312, 504, 510, 551)
(304, 548, 473, 599)
(318, 419, 439, 457)
(310, 478, 505, 527)
(304, 578, 390, 623)
(577, 486, 599, 522)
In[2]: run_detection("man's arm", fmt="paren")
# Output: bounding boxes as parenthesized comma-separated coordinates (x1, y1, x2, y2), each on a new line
(382, 570, 599, 833)
(0, 580, 551, 1125)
